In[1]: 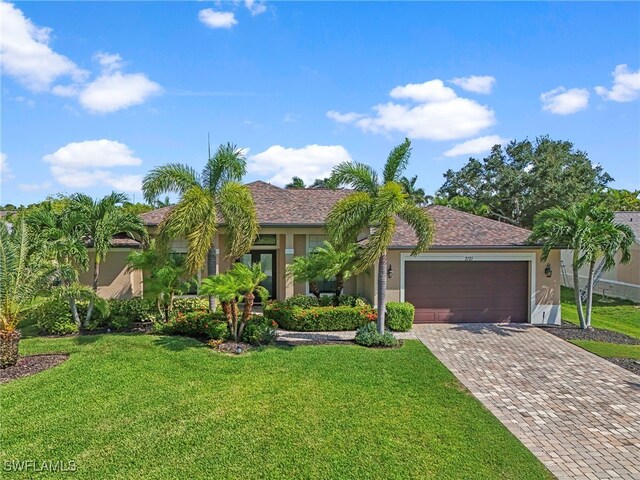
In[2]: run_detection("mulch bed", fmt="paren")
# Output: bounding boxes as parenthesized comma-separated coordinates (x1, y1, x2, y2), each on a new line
(540, 321, 640, 345)
(540, 322, 640, 375)
(216, 341, 252, 355)
(0, 354, 69, 384)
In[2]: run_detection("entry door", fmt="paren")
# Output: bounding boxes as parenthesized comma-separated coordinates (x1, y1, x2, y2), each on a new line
(239, 250, 276, 301)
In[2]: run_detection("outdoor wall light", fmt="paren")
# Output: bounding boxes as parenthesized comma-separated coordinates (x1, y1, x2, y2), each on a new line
(387, 265, 393, 279)
(545, 263, 553, 278)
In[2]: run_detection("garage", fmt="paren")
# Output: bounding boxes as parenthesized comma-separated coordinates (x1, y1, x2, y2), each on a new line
(404, 260, 529, 323)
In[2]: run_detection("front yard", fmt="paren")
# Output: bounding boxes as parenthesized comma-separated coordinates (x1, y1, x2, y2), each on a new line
(1, 333, 551, 479)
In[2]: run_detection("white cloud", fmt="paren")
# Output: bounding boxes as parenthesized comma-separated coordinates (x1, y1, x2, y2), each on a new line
(245, 0, 267, 16)
(248, 145, 352, 186)
(595, 64, 640, 102)
(43, 140, 142, 192)
(442, 135, 507, 157)
(326, 110, 365, 124)
(0, 2, 88, 91)
(327, 79, 496, 141)
(94, 52, 125, 73)
(0, 153, 15, 182)
(199, 9, 238, 29)
(450, 75, 496, 94)
(18, 181, 52, 192)
(78, 71, 162, 114)
(540, 87, 589, 115)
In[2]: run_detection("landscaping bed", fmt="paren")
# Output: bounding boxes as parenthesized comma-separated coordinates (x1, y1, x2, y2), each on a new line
(0, 354, 68, 384)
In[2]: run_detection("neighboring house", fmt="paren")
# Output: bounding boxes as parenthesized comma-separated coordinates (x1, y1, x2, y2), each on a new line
(99, 181, 562, 325)
(560, 211, 640, 302)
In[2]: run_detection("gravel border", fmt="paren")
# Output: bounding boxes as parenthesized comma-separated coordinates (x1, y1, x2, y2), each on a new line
(606, 357, 640, 376)
(540, 322, 640, 345)
(0, 354, 69, 384)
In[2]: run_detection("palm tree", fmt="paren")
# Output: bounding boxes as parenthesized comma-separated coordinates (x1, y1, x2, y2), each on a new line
(400, 176, 428, 206)
(200, 263, 268, 340)
(0, 221, 50, 367)
(530, 200, 635, 329)
(285, 177, 306, 189)
(142, 143, 258, 310)
(69, 192, 149, 325)
(327, 138, 434, 333)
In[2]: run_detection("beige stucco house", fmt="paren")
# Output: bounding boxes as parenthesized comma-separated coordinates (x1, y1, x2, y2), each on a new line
(96, 181, 562, 325)
(560, 211, 640, 302)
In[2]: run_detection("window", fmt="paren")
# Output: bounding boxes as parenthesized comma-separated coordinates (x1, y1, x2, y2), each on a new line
(307, 235, 337, 294)
(253, 234, 277, 246)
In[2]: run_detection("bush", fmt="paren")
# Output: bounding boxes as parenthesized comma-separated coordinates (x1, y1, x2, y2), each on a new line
(283, 294, 369, 308)
(282, 295, 319, 309)
(110, 297, 157, 323)
(242, 316, 278, 345)
(172, 297, 209, 314)
(385, 302, 415, 332)
(168, 310, 228, 339)
(265, 303, 376, 331)
(30, 300, 79, 335)
(355, 322, 399, 348)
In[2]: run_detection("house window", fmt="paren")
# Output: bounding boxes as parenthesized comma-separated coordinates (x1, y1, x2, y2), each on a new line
(307, 235, 337, 294)
(253, 234, 277, 246)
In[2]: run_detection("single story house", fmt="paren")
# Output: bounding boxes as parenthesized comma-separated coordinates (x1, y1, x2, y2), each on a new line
(96, 181, 562, 325)
(560, 211, 640, 302)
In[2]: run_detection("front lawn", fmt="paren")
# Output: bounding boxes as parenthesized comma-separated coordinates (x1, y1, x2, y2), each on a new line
(561, 286, 640, 339)
(1, 334, 551, 479)
(570, 340, 640, 359)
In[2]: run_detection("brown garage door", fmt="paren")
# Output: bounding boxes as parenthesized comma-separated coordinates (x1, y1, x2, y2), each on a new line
(405, 261, 529, 323)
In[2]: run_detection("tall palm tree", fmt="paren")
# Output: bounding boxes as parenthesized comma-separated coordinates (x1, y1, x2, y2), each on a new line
(530, 200, 635, 329)
(69, 192, 149, 324)
(327, 138, 434, 333)
(400, 175, 428, 206)
(142, 143, 259, 310)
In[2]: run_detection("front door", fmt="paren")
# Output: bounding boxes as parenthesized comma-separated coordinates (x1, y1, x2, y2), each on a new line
(239, 250, 277, 301)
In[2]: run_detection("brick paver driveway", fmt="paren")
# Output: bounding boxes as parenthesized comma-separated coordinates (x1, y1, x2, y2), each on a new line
(412, 324, 640, 480)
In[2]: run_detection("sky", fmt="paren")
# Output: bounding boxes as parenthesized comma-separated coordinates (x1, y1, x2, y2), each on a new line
(1, 1, 639, 206)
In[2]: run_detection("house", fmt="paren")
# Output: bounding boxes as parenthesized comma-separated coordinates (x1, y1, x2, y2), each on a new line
(99, 181, 562, 325)
(560, 211, 640, 302)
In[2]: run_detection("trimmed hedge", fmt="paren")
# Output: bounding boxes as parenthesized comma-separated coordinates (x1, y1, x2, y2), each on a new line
(282, 294, 370, 309)
(385, 302, 415, 332)
(167, 310, 228, 339)
(265, 303, 377, 331)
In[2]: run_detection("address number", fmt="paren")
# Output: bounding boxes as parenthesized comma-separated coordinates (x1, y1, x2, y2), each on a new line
(464, 256, 474, 261)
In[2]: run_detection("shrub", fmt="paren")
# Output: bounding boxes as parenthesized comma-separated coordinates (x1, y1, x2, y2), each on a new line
(282, 295, 319, 309)
(283, 294, 369, 308)
(385, 302, 415, 332)
(172, 297, 209, 314)
(110, 297, 157, 323)
(355, 322, 399, 348)
(265, 303, 376, 331)
(168, 310, 228, 339)
(30, 300, 79, 335)
(242, 316, 278, 345)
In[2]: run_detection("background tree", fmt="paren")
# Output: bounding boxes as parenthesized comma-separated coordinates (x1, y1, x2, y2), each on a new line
(142, 142, 258, 310)
(328, 138, 434, 333)
(310, 177, 340, 189)
(127, 242, 194, 322)
(200, 263, 268, 341)
(70, 192, 148, 324)
(432, 196, 491, 217)
(593, 188, 640, 212)
(530, 199, 635, 329)
(400, 176, 428, 206)
(437, 137, 613, 228)
(285, 177, 306, 189)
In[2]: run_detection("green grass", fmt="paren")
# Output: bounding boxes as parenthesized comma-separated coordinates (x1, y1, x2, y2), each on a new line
(570, 340, 640, 359)
(1, 333, 551, 479)
(561, 286, 640, 339)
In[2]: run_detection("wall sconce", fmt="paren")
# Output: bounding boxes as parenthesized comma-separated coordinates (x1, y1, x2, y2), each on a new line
(387, 265, 393, 279)
(544, 263, 552, 278)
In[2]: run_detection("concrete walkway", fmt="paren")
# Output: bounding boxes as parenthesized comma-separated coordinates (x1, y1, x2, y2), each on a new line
(277, 325, 640, 479)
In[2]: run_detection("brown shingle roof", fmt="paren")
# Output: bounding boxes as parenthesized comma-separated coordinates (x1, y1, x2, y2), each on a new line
(391, 205, 532, 248)
(85, 233, 141, 248)
(140, 181, 352, 227)
(140, 183, 534, 247)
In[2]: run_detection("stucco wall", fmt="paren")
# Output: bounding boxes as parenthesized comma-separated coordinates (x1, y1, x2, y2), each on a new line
(79, 250, 141, 300)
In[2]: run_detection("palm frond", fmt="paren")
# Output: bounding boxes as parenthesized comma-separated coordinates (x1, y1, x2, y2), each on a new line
(142, 163, 200, 203)
(326, 192, 373, 246)
(383, 138, 412, 183)
(397, 203, 434, 255)
(354, 215, 396, 273)
(202, 143, 247, 193)
(330, 161, 379, 194)
(217, 182, 258, 260)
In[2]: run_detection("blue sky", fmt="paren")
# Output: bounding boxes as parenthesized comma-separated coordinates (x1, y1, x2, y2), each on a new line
(1, 1, 639, 206)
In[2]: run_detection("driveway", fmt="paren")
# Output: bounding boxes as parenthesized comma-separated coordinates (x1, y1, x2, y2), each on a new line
(412, 324, 640, 480)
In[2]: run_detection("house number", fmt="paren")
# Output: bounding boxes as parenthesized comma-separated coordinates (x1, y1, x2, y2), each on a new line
(464, 256, 474, 261)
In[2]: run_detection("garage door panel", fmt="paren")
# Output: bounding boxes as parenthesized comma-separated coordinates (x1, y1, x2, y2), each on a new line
(405, 261, 528, 324)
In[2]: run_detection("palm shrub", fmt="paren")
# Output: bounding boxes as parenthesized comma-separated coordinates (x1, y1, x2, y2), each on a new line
(530, 199, 635, 329)
(69, 192, 148, 325)
(200, 263, 268, 341)
(0, 221, 50, 367)
(327, 138, 434, 333)
(127, 242, 195, 323)
(142, 143, 259, 310)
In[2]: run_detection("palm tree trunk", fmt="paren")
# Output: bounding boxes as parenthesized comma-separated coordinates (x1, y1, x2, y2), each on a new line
(377, 253, 387, 335)
(309, 281, 321, 299)
(585, 260, 595, 330)
(230, 300, 239, 340)
(207, 247, 216, 311)
(571, 251, 586, 329)
(335, 273, 344, 298)
(69, 298, 81, 328)
(242, 292, 255, 323)
(85, 259, 100, 325)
